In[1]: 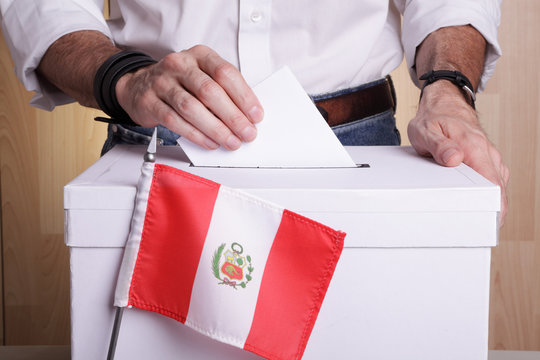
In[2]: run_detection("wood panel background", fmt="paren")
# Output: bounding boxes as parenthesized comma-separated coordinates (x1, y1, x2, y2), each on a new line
(0, 0, 538, 350)
(0, 35, 107, 344)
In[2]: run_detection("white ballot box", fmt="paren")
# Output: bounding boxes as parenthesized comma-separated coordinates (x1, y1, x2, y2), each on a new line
(64, 145, 499, 360)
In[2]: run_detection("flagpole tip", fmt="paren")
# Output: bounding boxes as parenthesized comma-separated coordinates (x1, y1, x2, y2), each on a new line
(144, 128, 158, 163)
(144, 152, 156, 163)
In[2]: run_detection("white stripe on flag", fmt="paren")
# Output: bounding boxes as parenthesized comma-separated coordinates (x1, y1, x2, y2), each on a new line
(185, 186, 284, 347)
(114, 161, 155, 307)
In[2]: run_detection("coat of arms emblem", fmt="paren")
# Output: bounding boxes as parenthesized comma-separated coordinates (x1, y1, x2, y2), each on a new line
(212, 242, 253, 289)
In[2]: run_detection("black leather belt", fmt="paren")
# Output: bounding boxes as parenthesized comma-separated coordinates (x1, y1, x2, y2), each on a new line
(315, 76, 396, 127)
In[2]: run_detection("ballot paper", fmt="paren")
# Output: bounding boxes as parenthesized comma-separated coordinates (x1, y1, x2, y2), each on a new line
(177, 67, 356, 168)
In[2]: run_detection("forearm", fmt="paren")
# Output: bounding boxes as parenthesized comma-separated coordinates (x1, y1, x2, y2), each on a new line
(38, 31, 262, 151)
(408, 25, 508, 225)
(37, 30, 122, 108)
(415, 25, 486, 91)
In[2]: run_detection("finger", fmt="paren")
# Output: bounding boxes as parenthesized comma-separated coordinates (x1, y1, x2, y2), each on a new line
(195, 47, 264, 123)
(179, 68, 258, 143)
(464, 144, 501, 185)
(489, 146, 510, 186)
(498, 181, 508, 227)
(502, 163, 510, 185)
(158, 82, 243, 150)
(463, 142, 509, 226)
(408, 122, 464, 167)
(140, 92, 220, 150)
(462, 135, 507, 186)
(500, 192, 508, 227)
(488, 146, 509, 226)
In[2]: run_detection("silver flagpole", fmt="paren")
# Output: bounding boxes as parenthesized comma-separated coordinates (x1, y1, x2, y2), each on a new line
(107, 128, 158, 360)
(107, 307, 125, 360)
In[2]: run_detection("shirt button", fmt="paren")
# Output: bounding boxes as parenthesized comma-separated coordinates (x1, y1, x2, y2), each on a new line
(250, 11, 262, 23)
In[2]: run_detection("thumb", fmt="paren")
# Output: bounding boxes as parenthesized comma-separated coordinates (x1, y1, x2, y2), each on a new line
(435, 142, 464, 167)
(409, 124, 464, 167)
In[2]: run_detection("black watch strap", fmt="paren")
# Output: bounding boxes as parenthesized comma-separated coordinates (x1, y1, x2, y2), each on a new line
(419, 70, 476, 109)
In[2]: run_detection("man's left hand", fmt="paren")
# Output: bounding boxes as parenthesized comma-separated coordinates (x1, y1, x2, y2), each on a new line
(407, 80, 509, 225)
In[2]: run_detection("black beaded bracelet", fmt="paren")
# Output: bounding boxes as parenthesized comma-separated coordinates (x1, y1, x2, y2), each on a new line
(419, 70, 476, 109)
(93, 50, 157, 125)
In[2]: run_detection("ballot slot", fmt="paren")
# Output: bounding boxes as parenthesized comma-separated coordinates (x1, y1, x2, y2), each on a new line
(177, 68, 359, 169)
(188, 163, 370, 169)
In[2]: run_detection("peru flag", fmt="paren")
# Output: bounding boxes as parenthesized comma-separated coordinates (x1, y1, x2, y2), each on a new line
(115, 162, 345, 360)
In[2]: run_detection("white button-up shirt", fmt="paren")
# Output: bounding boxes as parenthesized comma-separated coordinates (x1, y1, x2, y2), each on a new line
(0, 0, 501, 110)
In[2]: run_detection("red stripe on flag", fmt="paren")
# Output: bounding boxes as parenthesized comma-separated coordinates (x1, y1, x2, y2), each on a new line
(128, 164, 220, 323)
(244, 210, 345, 360)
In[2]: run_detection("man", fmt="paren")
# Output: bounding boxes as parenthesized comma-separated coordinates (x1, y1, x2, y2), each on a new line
(0, 0, 508, 221)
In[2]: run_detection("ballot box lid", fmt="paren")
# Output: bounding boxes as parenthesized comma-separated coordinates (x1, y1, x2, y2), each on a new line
(64, 145, 499, 248)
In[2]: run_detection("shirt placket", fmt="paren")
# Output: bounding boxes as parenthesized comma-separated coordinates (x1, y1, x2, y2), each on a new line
(238, 0, 273, 86)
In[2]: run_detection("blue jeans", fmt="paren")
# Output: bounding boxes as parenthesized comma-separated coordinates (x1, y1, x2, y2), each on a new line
(100, 79, 401, 155)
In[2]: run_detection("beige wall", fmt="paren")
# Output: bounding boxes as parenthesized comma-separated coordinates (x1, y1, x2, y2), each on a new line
(0, 0, 539, 350)
(0, 35, 107, 344)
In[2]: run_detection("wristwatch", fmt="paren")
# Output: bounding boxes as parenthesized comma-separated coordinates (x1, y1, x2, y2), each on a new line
(419, 70, 476, 109)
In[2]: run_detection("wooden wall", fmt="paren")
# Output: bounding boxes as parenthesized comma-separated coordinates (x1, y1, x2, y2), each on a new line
(482, 1, 540, 349)
(0, 36, 107, 344)
(393, 0, 540, 350)
(0, 0, 539, 350)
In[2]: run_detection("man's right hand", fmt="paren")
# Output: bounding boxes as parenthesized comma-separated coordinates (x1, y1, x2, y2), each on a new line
(115, 45, 264, 150)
